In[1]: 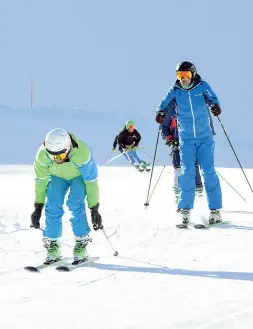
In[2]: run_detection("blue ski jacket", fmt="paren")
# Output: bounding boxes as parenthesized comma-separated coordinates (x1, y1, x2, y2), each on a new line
(157, 75, 219, 142)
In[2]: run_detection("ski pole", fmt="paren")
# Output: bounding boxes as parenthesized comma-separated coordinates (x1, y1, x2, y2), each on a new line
(217, 116, 253, 194)
(104, 150, 127, 165)
(101, 226, 119, 256)
(215, 169, 247, 203)
(100, 151, 113, 166)
(146, 165, 166, 205)
(144, 129, 161, 208)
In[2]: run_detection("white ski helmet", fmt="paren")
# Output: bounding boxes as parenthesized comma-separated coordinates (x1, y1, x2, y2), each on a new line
(44, 128, 71, 155)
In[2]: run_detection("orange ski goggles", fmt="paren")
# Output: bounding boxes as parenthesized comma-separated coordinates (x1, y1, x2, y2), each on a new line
(50, 152, 68, 161)
(127, 125, 135, 130)
(176, 71, 192, 80)
(46, 147, 70, 161)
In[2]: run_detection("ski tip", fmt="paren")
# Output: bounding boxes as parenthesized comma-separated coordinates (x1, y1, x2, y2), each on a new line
(55, 266, 70, 272)
(24, 266, 39, 272)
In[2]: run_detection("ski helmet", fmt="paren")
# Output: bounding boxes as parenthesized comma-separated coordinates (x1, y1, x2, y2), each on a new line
(44, 128, 71, 155)
(125, 120, 135, 129)
(176, 61, 197, 79)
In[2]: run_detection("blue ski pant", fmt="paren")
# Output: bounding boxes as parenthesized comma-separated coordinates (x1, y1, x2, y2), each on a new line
(43, 175, 91, 239)
(178, 138, 222, 210)
(123, 150, 142, 165)
(172, 149, 203, 188)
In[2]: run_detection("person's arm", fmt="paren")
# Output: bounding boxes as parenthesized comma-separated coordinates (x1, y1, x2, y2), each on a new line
(34, 145, 50, 204)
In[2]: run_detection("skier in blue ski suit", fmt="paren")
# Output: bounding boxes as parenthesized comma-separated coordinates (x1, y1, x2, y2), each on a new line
(159, 112, 204, 204)
(156, 61, 222, 224)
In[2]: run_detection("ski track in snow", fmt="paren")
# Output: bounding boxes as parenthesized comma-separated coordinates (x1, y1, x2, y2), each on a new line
(1, 166, 253, 329)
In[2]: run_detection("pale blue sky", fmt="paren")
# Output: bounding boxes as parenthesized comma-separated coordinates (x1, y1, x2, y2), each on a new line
(0, 0, 252, 167)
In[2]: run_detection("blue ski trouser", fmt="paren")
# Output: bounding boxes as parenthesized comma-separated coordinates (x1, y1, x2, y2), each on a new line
(123, 150, 142, 165)
(43, 175, 91, 239)
(172, 149, 203, 188)
(178, 138, 222, 210)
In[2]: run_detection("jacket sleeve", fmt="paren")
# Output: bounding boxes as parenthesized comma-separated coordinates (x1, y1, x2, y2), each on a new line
(113, 135, 118, 148)
(71, 140, 99, 208)
(161, 115, 172, 139)
(157, 87, 176, 111)
(202, 81, 220, 107)
(134, 130, 141, 146)
(34, 146, 51, 204)
(117, 131, 125, 147)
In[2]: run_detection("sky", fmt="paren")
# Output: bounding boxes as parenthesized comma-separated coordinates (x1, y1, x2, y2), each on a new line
(0, 0, 252, 167)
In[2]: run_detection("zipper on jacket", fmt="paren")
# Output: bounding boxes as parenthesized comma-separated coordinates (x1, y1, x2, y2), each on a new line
(188, 91, 196, 138)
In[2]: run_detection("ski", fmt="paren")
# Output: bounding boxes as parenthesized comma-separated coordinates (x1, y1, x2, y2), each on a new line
(194, 224, 206, 229)
(24, 257, 69, 273)
(55, 256, 100, 272)
(194, 220, 232, 229)
(176, 224, 189, 229)
(176, 220, 232, 230)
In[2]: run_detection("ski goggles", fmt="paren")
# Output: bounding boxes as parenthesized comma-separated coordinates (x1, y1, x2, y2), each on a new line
(176, 71, 192, 80)
(49, 152, 68, 161)
(46, 148, 70, 161)
(127, 125, 135, 130)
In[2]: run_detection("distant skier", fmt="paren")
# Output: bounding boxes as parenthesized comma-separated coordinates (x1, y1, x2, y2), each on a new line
(157, 111, 204, 204)
(112, 120, 150, 172)
(155, 61, 222, 226)
(30, 128, 103, 265)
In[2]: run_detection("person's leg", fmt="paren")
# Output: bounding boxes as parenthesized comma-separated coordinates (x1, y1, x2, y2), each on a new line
(67, 176, 91, 261)
(123, 151, 135, 165)
(67, 176, 91, 237)
(172, 149, 181, 204)
(197, 139, 222, 212)
(195, 164, 203, 189)
(44, 176, 69, 239)
(132, 150, 142, 164)
(177, 141, 197, 210)
(43, 176, 69, 263)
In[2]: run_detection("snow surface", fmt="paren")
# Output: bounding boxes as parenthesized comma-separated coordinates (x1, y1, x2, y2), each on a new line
(1, 165, 253, 329)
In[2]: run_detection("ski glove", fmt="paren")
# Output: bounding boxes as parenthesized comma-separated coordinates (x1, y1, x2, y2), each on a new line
(210, 104, 221, 116)
(165, 135, 178, 147)
(90, 203, 103, 231)
(31, 203, 44, 229)
(155, 110, 166, 124)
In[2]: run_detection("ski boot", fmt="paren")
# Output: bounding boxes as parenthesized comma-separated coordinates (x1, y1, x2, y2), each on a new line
(173, 187, 179, 204)
(208, 210, 222, 225)
(43, 239, 62, 265)
(179, 209, 191, 225)
(73, 236, 91, 265)
(140, 161, 150, 171)
(134, 164, 143, 172)
(195, 186, 204, 198)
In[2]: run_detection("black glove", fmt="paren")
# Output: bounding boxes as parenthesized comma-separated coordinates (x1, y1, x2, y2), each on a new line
(155, 110, 166, 124)
(31, 203, 44, 229)
(210, 104, 221, 116)
(90, 203, 103, 231)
